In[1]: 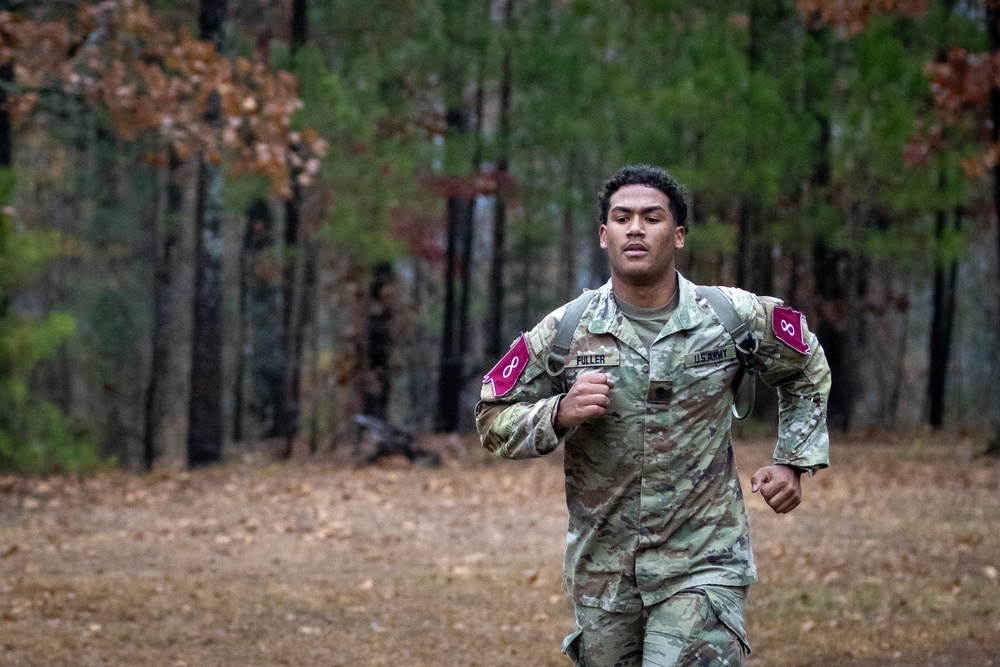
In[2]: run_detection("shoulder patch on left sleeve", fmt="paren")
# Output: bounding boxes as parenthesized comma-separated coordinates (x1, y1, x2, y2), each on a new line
(483, 334, 530, 396)
(772, 306, 811, 354)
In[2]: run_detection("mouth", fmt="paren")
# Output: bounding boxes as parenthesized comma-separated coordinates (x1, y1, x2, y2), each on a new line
(623, 243, 648, 257)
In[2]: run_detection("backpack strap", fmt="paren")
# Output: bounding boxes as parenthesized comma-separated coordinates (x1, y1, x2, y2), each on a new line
(699, 286, 760, 421)
(545, 289, 598, 376)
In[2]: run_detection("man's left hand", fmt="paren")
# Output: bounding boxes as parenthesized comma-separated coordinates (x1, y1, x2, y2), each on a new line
(750, 465, 802, 514)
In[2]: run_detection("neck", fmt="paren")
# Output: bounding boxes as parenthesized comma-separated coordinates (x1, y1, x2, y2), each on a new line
(611, 270, 678, 309)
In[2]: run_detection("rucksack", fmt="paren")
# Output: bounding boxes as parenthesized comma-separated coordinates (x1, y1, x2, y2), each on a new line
(544, 286, 760, 420)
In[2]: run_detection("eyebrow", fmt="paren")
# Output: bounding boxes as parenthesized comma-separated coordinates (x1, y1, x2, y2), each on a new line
(610, 204, 668, 214)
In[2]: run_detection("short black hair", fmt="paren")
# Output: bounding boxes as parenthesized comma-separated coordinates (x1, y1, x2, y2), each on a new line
(597, 164, 689, 230)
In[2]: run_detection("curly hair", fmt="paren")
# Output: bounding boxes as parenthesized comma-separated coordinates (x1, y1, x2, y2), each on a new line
(597, 164, 690, 230)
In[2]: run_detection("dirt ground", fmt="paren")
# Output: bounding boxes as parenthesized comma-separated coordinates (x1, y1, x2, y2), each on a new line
(1, 433, 998, 667)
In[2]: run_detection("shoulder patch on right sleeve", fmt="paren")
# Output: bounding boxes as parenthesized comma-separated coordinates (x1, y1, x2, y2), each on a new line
(483, 335, 530, 396)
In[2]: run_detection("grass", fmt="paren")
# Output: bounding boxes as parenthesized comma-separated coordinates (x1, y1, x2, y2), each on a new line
(0, 434, 998, 666)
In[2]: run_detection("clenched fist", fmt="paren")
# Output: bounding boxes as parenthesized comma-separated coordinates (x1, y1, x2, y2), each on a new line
(555, 372, 615, 430)
(750, 465, 802, 514)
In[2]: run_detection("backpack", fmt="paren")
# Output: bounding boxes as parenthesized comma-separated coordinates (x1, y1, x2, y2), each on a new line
(544, 286, 760, 420)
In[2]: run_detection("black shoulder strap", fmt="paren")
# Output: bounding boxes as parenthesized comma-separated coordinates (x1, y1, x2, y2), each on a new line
(545, 289, 597, 376)
(700, 286, 759, 421)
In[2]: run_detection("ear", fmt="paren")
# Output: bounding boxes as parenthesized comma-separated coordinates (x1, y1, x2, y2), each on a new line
(675, 225, 686, 249)
(599, 224, 608, 249)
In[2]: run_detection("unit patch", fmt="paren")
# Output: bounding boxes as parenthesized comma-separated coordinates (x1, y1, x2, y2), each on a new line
(684, 345, 736, 368)
(772, 306, 811, 355)
(483, 334, 530, 397)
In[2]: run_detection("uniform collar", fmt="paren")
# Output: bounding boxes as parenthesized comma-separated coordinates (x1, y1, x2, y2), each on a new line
(586, 273, 703, 353)
(665, 273, 703, 336)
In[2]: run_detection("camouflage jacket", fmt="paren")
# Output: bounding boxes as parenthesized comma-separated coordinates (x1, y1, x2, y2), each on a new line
(476, 273, 831, 613)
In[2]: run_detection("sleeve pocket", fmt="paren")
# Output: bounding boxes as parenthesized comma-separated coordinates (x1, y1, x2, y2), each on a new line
(561, 629, 584, 664)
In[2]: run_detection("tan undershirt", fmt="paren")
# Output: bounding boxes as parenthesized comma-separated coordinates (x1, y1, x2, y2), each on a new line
(614, 289, 680, 351)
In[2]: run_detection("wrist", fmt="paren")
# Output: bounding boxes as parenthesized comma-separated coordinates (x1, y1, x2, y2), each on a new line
(553, 395, 569, 432)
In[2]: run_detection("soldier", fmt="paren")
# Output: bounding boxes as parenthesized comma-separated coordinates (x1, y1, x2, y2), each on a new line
(475, 164, 831, 666)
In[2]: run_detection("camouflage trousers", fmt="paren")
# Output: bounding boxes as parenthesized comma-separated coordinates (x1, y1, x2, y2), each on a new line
(561, 586, 749, 667)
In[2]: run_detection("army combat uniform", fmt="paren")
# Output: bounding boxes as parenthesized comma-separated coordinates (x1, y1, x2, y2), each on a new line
(476, 273, 831, 666)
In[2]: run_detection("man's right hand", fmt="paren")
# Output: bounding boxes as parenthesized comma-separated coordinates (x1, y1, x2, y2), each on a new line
(555, 372, 614, 430)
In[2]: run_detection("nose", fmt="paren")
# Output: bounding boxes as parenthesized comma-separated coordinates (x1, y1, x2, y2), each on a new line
(625, 215, 644, 236)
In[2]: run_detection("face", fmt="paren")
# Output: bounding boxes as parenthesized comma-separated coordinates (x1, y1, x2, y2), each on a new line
(599, 184, 685, 287)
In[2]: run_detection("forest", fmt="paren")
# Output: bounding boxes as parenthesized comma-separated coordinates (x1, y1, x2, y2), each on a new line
(2, 2, 1000, 666)
(2, 0, 999, 473)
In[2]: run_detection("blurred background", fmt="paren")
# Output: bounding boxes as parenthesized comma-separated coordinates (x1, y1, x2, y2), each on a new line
(1, 0, 997, 473)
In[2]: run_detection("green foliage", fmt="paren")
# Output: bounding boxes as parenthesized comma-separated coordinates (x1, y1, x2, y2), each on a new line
(10, 0, 1000, 446)
(223, 173, 273, 215)
(687, 216, 737, 255)
(286, 39, 433, 266)
(0, 169, 99, 475)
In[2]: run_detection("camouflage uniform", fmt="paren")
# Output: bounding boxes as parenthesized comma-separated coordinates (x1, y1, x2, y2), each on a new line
(476, 273, 831, 666)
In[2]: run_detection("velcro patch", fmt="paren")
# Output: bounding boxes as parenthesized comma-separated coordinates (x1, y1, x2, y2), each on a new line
(483, 334, 530, 396)
(564, 348, 621, 368)
(685, 345, 736, 367)
(647, 381, 674, 404)
(773, 306, 811, 355)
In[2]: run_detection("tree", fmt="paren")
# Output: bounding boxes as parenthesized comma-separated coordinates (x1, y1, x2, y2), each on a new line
(2, 0, 326, 466)
(986, 1, 1000, 454)
(483, 0, 514, 363)
(185, 0, 228, 468)
(894, 0, 1000, 445)
(0, 1, 94, 473)
(142, 148, 181, 471)
(434, 0, 492, 432)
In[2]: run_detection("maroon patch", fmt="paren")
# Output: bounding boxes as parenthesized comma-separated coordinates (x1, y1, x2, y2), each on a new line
(483, 335, 530, 396)
(773, 306, 811, 354)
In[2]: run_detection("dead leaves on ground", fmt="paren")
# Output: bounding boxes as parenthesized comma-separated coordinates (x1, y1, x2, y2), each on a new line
(1, 438, 999, 666)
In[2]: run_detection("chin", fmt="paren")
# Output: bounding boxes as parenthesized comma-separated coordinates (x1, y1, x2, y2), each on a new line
(615, 271, 661, 286)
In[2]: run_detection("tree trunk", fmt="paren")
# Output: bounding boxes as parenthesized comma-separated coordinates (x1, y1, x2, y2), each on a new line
(434, 19, 486, 432)
(737, 0, 775, 297)
(457, 51, 486, 381)
(363, 263, 395, 421)
(805, 26, 851, 433)
(840, 217, 862, 434)
(0, 0, 10, 321)
(734, 180, 773, 293)
(143, 149, 180, 471)
(187, 148, 225, 467)
(232, 242, 249, 445)
(927, 203, 959, 429)
(187, 0, 228, 468)
(276, 0, 310, 456)
(0, 8, 10, 171)
(279, 182, 307, 458)
(306, 251, 321, 454)
(231, 200, 269, 445)
(434, 194, 473, 432)
(485, 0, 514, 361)
(886, 281, 910, 425)
(987, 4, 1000, 455)
(0, 0, 11, 321)
(291, 0, 308, 46)
(558, 152, 578, 304)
